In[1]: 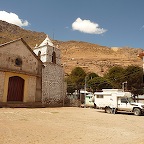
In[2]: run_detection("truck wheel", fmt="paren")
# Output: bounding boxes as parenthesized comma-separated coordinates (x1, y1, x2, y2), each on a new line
(112, 108, 117, 114)
(105, 107, 112, 114)
(133, 108, 141, 116)
(94, 103, 96, 109)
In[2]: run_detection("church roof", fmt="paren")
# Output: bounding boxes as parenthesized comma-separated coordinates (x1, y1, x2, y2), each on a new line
(39, 35, 53, 47)
(0, 38, 43, 64)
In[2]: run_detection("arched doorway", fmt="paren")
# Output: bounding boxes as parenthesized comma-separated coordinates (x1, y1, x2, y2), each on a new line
(52, 51, 56, 64)
(7, 76, 24, 101)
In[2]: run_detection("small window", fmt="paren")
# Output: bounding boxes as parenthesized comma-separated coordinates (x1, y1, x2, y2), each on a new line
(15, 58, 22, 66)
(121, 98, 128, 103)
(38, 51, 41, 58)
(97, 95, 103, 98)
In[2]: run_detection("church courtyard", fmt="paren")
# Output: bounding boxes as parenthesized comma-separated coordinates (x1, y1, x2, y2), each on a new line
(0, 107, 144, 144)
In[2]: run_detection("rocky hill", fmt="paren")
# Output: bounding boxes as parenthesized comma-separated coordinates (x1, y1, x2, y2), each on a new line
(0, 20, 46, 47)
(0, 20, 143, 76)
(53, 40, 143, 76)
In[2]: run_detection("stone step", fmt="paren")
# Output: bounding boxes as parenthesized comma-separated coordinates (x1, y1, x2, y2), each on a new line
(0, 102, 44, 108)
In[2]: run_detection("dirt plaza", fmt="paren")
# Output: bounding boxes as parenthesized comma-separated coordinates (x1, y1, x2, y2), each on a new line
(0, 107, 144, 144)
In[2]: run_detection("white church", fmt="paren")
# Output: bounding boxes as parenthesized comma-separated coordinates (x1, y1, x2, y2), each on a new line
(0, 35, 65, 107)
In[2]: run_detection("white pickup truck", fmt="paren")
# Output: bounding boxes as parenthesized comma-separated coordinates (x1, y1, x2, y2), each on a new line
(94, 89, 144, 116)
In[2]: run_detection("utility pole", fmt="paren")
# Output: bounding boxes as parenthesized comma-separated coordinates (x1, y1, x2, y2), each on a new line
(84, 76, 87, 107)
(122, 81, 127, 92)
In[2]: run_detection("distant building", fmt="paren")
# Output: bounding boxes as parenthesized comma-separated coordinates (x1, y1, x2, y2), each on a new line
(0, 36, 65, 107)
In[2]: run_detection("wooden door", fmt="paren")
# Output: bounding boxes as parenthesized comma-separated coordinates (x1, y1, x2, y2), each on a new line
(7, 76, 24, 101)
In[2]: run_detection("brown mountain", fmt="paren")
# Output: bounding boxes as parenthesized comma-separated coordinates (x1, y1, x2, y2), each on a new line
(0, 20, 46, 47)
(0, 20, 143, 76)
(54, 40, 143, 76)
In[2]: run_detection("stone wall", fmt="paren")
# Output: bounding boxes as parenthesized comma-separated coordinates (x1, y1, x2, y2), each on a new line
(0, 72, 5, 102)
(35, 76, 42, 102)
(42, 63, 65, 106)
(46, 46, 61, 65)
(35, 61, 42, 102)
(27, 76, 37, 102)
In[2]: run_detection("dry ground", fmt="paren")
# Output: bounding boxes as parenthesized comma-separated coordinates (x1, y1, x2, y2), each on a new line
(0, 107, 144, 144)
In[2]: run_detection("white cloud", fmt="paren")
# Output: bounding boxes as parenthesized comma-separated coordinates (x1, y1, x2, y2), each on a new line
(72, 18, 107, 34)
(0, 11, 29, 27)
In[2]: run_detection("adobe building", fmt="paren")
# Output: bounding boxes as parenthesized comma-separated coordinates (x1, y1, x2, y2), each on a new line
(0, 36, 65, 107)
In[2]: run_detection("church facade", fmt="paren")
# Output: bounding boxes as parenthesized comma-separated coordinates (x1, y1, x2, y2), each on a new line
(0, 36, 65, 107)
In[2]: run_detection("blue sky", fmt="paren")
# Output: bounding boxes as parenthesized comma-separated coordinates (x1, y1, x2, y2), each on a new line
(1, 0, 144, 48)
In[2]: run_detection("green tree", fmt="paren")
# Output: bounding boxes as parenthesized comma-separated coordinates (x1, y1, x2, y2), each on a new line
(87, 72, 99, 80)
(88, 76, 112, 92)
(124, 65, 143, 95)
(105, 66, 125, 89)
(66, 67, 86, 94)
(86, 72, 99, 92)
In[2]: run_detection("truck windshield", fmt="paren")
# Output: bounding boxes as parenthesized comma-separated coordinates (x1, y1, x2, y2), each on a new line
(127, 97, 134, 103)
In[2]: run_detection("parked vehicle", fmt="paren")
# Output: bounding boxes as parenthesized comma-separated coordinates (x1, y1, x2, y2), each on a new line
(80, 90, 94, 107)
(85, 93, 94, 107)
(94, 89, 144, 116)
